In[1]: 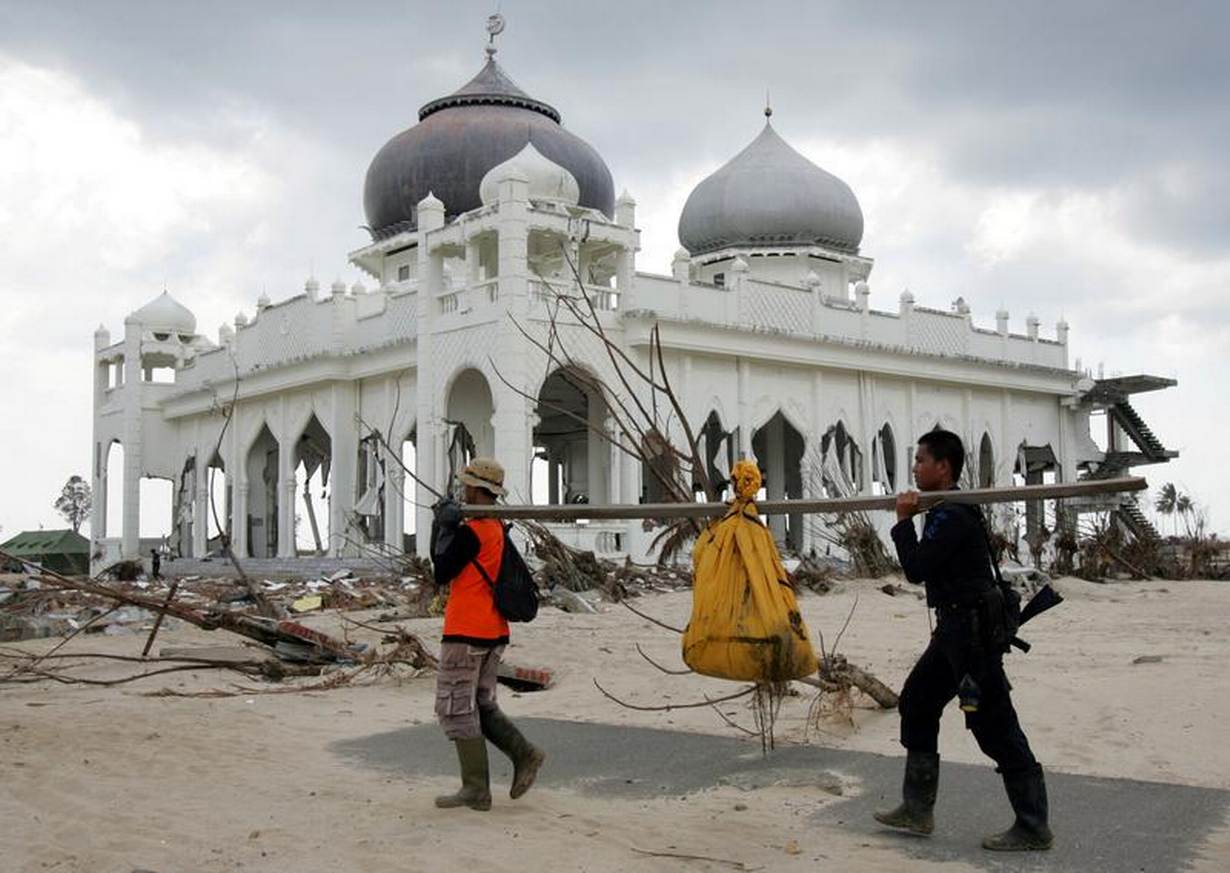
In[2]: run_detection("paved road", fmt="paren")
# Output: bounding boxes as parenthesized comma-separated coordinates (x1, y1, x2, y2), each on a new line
(333, 717, 1228, 873)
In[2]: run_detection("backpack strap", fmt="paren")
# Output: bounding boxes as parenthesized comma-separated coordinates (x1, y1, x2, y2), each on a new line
(468, 521, 509, 589)
(470, 556, 495, 588)
(966, 503, 1006, 590)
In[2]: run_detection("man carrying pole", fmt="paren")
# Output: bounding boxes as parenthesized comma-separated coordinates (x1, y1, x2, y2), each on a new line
(429, 457, 546, 812)
(874, 429, 1053, 851)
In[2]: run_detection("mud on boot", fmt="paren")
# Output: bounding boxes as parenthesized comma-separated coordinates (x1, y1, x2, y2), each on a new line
(874, 750, 939, 835)
(983, 767, 1052, 851)
(480, 706, 545, 799)
(434, 736, 492, 811)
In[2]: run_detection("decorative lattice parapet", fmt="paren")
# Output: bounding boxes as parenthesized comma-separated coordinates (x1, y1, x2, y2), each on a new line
(740, 278, 812, 334)
(633, 272, 1067, 370)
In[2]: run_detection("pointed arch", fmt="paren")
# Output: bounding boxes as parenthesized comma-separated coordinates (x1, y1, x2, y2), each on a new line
(751, 410, 806, 551)
(532, 364, 609, 505)
(978, 431, 996, 488)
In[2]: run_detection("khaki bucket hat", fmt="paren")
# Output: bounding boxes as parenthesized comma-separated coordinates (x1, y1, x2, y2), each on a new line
(457, 457, 507, 496)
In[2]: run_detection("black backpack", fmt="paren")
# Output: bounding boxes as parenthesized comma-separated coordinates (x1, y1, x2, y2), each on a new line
(470, 524, 540, 622)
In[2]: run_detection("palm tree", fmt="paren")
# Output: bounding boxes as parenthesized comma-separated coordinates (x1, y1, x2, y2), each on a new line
(1176, 493, 1194, 539)
(1155, 483, 1178, 537)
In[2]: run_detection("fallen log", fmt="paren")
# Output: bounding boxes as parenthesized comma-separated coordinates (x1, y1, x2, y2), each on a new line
(0, 550, 357, 663)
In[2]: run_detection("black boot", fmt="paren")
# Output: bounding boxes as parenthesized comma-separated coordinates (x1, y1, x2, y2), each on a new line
(874, 750, 939, 835)
(480, 706, 546, 799)
(983, 768, 1053, 851)
(434, 736, 492, 811)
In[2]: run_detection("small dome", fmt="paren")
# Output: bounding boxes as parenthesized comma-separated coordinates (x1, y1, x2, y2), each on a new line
(363, 56, 613, 237)
(131, 291, 196, 335)
(479, 143, 580, 206)
(678, 121, 863, 256)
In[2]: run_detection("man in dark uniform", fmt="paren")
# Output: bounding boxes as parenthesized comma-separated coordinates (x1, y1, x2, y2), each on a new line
(874, 429, 1053, 851)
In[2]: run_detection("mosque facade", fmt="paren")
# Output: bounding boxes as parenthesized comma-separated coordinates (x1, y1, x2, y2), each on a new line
(88, 34, 1176, 572)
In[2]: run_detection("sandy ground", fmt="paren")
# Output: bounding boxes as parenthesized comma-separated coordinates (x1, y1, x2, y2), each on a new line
(2, 575, 1228, 872)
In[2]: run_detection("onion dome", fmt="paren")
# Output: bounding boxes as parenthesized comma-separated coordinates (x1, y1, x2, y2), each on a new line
(678, 119, 864, 256)
(363, 54, 613, 238)
(130, 291, 196, 335)
(479, 142, 580, 206)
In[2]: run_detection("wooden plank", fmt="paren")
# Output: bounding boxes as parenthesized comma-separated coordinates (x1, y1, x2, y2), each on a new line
(460, 477, 1147, 521)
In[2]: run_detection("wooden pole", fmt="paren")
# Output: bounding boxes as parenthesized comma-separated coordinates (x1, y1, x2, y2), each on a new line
(141, 580, 180, 658)
(460, 477, 1147, 521)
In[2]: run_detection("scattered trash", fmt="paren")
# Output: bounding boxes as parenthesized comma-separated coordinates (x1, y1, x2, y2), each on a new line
(291, 595, 323, 613)
(496, 662, 554, 692)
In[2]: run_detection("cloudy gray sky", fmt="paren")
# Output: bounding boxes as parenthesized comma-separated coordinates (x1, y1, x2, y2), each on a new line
(1, 0, 1226, 539)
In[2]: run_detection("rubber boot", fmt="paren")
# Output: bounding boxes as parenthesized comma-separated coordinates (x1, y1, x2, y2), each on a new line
(874, 750, 939, 835)
(434, 736, 492, 811)
(983, 768, 1053, 851)
(480, 706, 546, 799)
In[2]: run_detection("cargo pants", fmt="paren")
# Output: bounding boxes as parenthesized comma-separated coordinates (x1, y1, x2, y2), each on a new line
(434, 641, 505, 740)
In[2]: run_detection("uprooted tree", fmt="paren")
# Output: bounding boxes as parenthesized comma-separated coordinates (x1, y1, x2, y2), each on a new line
(490, 242, 899, 742)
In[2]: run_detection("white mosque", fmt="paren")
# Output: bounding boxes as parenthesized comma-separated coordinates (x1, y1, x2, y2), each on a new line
(88, 25, 1176, 573)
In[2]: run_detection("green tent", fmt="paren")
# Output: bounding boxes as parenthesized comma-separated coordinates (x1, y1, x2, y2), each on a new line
(0, 529, 91, 576)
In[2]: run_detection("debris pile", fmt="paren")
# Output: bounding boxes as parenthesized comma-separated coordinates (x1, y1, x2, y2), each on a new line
(0, 554, 446, 695)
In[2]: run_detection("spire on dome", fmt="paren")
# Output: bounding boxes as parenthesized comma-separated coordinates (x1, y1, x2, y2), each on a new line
(485, 12, 506, 60)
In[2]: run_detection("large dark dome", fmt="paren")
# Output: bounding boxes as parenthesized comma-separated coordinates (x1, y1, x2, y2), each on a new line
(363, 56, 614, 238)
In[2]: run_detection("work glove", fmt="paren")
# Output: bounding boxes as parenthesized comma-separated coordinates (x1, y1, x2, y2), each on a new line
(432, 497, 462, 529)
(429, 497, 461, 562)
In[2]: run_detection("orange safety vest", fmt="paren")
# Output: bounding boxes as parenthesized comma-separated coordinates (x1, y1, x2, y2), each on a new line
(442, 518, 509, 642)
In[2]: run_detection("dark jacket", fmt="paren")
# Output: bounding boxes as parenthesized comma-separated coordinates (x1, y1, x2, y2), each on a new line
(891, 498, 996, 611)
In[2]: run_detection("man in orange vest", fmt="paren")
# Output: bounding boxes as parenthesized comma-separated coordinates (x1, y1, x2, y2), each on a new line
(430, 457, 545, 811)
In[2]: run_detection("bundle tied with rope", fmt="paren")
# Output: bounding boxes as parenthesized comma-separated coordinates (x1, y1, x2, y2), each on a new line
(683, 461, 819, 682)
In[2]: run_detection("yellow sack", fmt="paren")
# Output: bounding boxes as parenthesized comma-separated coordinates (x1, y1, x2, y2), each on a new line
(683, 461, 819, 682)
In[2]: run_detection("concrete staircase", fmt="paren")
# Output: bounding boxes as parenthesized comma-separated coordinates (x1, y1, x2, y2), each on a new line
(1116, 500, 1163, 545)
(1110, 400, 1176, 462)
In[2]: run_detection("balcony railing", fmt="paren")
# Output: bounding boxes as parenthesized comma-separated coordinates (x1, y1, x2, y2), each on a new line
(530, 279, 620, 311)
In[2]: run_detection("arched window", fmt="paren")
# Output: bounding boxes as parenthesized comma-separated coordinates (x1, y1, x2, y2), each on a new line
(872, 424, 897, 494)
(979, 432, 995, 488)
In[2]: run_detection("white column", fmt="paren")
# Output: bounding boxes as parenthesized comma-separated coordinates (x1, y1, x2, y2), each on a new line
(328, 383, 358, 557)
(120, 319, 142, 559)
(802, 371, 826, 555)
(491, 169, 533, 505)
(737, 358, 752, 458)
(414, 194, 445, 557)
(229, 406, 247, 558)
(93, 445, 108, 541)
(857, 372, 873, 494)
(232, 482, 249, 558)
(906, 382, 918, 484)
(90, 328, 110, 552)
(384, 450, 405, 553)
(277, 425, 295, 558)
(193, 454, 209, 557)
(607, 419, 621, 505)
